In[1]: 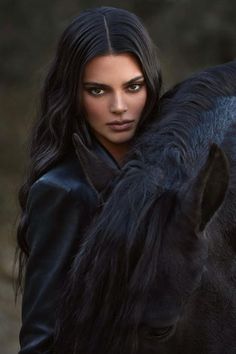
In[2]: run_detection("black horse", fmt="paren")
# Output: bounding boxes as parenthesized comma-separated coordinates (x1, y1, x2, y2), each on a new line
(55, 61, 236, 354)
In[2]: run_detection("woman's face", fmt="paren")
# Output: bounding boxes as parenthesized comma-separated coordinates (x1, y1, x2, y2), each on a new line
(81, 53, 147, 159)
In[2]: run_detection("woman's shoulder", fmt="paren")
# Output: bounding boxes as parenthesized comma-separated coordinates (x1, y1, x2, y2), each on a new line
(31, 152, 95, 200)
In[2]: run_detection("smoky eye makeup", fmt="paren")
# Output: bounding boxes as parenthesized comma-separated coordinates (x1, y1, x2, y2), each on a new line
(86, 87, 105, 96)
(83, 84, 107, 96)
(82, 76, 146, 96)
(126, 81, 145, 92)
(125, 76, 146, 90)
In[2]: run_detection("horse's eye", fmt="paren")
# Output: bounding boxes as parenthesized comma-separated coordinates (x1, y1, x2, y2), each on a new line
(143, 325, 174, 340)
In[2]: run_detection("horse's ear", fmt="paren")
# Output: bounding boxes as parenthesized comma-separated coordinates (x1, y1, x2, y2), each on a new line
(182, 144, 229, 232)
(72, 133, 119, 194)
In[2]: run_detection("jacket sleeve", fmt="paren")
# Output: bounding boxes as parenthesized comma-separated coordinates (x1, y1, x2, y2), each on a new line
(19, 179, 97, 354)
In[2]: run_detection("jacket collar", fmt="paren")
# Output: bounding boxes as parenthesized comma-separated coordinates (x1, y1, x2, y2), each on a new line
(91, 136, 121, 171)
(71, 134, 120, 194)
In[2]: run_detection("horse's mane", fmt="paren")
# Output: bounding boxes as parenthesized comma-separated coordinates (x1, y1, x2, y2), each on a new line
(132, 61, 236, 182)
(55, 160, 176, 353)
(160, 59, 236, 114)
(55, 61, 236, 354)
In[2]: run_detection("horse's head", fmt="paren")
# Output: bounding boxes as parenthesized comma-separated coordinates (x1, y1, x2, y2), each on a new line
(137, 144, 229, 352)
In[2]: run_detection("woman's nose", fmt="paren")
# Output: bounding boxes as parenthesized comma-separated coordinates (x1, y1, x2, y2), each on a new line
(109, 92, 128, 114)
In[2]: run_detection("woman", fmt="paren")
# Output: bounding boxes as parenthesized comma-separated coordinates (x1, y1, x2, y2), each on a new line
(16, 6, 162, 353)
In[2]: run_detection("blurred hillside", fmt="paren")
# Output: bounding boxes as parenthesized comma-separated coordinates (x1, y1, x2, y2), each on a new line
(0, 0, 235, 352)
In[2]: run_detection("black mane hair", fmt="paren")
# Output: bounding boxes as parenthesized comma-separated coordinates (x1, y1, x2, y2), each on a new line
(55, 179, 175, 353)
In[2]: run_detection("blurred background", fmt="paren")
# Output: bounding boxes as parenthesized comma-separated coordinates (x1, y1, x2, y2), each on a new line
(0, 0, 235, 352)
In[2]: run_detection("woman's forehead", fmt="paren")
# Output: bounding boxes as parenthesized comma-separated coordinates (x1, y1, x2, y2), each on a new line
(82, 53, 143, 83)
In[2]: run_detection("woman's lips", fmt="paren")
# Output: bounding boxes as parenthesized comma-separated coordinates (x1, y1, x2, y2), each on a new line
(107, 120, 135, 132)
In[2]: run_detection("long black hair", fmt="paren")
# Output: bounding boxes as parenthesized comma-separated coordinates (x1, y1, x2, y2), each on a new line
(16, 6, 162, 294)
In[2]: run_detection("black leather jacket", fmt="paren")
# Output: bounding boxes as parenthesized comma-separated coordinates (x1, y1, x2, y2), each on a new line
(19, 142, 119, 354)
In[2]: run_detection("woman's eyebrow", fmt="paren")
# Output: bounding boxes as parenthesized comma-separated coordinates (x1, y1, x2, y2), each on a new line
(126, 75, 144, 84)
(83, 75, 145, 87)
(83, 81, 109, 87)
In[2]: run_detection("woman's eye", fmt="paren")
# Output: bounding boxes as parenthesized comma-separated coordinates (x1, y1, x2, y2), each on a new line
(88, 87, 105, 96)
(128, 83, 143, 92)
